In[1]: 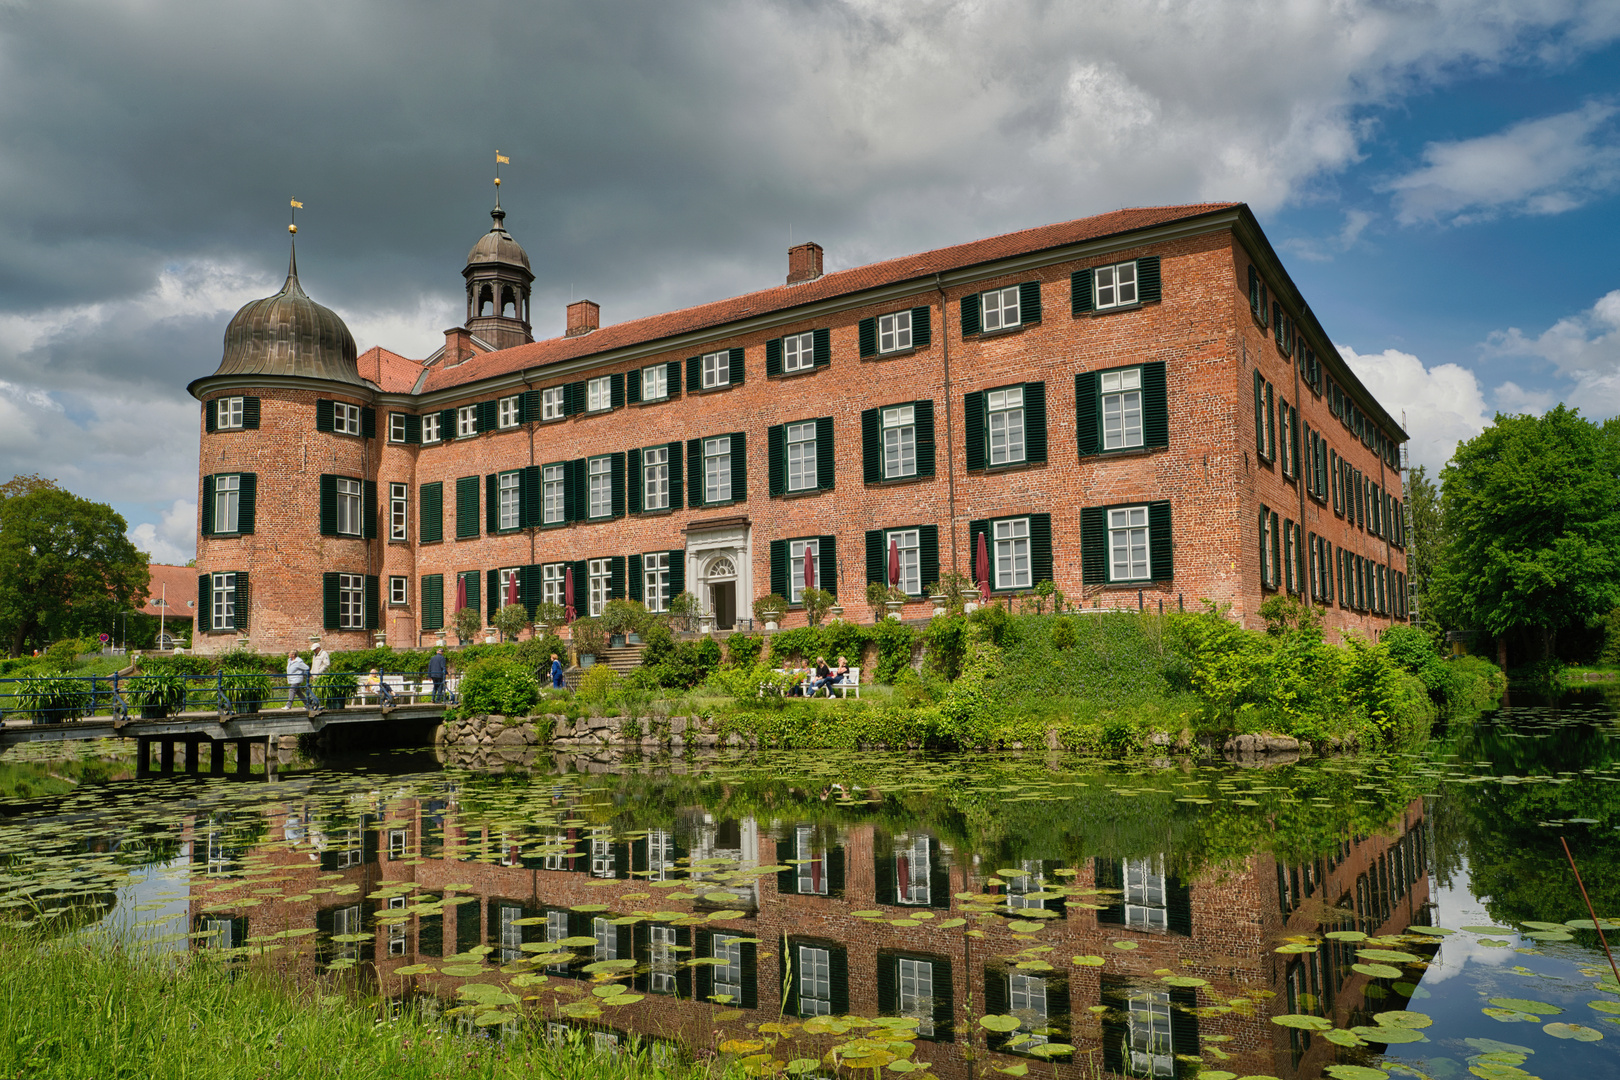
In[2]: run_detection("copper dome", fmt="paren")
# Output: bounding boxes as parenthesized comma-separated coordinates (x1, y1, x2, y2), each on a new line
(465, 205, 531, 272)
(213, 245, 365, 386)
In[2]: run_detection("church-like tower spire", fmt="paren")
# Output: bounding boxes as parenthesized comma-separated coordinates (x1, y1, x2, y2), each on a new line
(463, 156, 534, 350)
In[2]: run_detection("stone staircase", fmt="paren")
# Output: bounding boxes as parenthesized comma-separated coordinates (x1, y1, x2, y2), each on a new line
(591, 645, 647, 675)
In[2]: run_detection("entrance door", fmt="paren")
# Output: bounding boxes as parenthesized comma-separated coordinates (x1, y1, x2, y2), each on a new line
(712, 582, 736, 630)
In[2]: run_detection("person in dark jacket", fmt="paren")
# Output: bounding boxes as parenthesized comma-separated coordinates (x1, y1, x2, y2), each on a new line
(428, 649, 449, 703)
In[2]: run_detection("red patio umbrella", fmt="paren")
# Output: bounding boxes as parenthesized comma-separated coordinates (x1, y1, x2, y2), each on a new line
(455, 574, 467, 614)
(888, 537, 900, 588)
(975, 531, 991, 602)
(564, 566, 576, 622)
(506, 572, 518, 609)
(804, 545, 816, 593)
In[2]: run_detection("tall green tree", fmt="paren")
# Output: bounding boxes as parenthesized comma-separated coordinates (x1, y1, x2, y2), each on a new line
(1403, 465, 1448, 632)
(1432, 406, 1620, 659)
(0, 487, 149, 656)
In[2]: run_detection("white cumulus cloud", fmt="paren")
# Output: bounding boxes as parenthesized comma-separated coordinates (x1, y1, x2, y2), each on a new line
(1484, 288, 1620, 415)
(1337, 345, 1492, 472)
(128, 498, 197, 566)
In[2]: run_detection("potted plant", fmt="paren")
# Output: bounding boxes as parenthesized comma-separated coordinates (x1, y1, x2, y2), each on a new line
(753, 594, 788, 631)
(313, 670, 358, 710)
(219, 668, 268, 715)
(571, 617, 607, 667)
(668, 591, 699, 633)
(494, 602, 530, 643)
(925, 582, 949, 618)
(883, 586, 909, 622)
(802, 587, 834, 627)
(126, 670, 188, 719)
(453, 605, 482, 647)
(534, 601, 566, 638)
(602, 599, 647, 648)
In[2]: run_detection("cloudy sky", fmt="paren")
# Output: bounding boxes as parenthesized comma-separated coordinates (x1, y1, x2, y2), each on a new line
(1, 0, 1617, 564)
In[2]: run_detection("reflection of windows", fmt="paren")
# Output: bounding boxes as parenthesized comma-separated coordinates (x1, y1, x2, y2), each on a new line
(645, 829, 676, 881)
(546, 910, 571, 973)
(1123, 857, 1167, 930)
(712, 933, 744, 1002)
(199, 916, 239, 949)
(796, 825, 828, 895)
(1127, 990, 1175, 1078)
(542, 832, 568, 871)
(333, 828, 363, 868)
(594, 917, 618, 961)
(1006, 861, 1047, 911)
(388, 829, 408, 859)
(798, 945, 832, 1016)
(896, 836, 932, 906)
(332, 904, 364, 961)
(649, 925, 677, 994)
(388, 895, 408, 956)
(1009, 972, 1048, 1048)
(899, 958, 936, 1037)
(590, 831, 615, 878)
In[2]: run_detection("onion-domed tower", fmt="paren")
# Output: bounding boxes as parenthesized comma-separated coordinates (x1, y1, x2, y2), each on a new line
(189, 233, 381, 656)
(462, 197, 534, 350)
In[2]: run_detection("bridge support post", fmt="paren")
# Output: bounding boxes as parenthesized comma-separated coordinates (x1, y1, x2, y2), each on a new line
(184, 737, 200, 775)
(264, 737, 278, 781)
(235, 739, 252, 778)
(209, 740, 226, 775)
(136, 736, 151, 778)
(159, 738, 174, 775)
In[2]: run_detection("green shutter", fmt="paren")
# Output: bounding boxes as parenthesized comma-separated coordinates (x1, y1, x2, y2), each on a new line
(1273, 302, 1285, 349)
(485, 473, 498, 534)
(365, 576, 379, 630)
(521, 565, 542, 617)
(319, 474, 337, 536)
(968, 520, 990, 587)
(611, 452, 626, 517)
(609, 556, 626, 600)
(816, 417, 834, 490)
(521, 389, 539, 423)
(1149, 500, 1172, 581)
(626, 369, 642, 405)
(1142, 361, 1168, 449)
(567, 459, 586, 522)
(813, 327, 831, 368)
(729, 347, 745, 385)
(1136, 256, 1161, 304)
(439, 408, 455, 437)
(668, 550, 684, 596)
(686, 356, 700, 393)
(667, 440, 683, 507)
(610, 373, 624, 408)
(238, 473, 257, 534)
(405, 413, 421, 443)
(919, 525, 940, 590)
(1259, 508, 1270, 589)
(911, 306, 931, 349)
(627, 449, 643, 514)
(564, 382, 584, 416)
(198, 573, 208, 623)
(877, 954, 897, 1017)
(768, 424, 786, 496)
(242, 396, 260, 429)
(521, 465, 541, 528)
(665, 360, 682, 399)
(456, 475, 479, 538)
(1272, 511, 1282, 591)
(865, 530, 885, 585)
(914, 399, 935, 477)
(730, 432, 747, 502)
(200, 475, 216, 537)
(1254, 370, 1265, 455)
(861, 408, 881, 484)
(233, 571, 249, 631)
(204, 401, 217, 434)
(770, 540, 788, 599)
(1075, 372, 1099, 457)
(315, 399, 334, 432)
(628, 555, 643, 602)
(420, 482, 442, 543)
(487, 569, 500, 621)
(1071, 268, 1094, 314)
(1028, 513, 1053, 585)
(1022, 382, 1047, 463)
(323, 572, 340, 630)
(1018, 280, 1041, 324)
(362, 480, 377, 539)
(1265, 382, 1275, 462)
(1080, 506, 1106, 584)
(477, 400, 496, 433)
(765, 338, 782, 377)
(961, 293, 981, 335)
(422, 574, 443, 630)
(687, 439, 704, 508)
(817, 535, 837, 598)
(859, 318, 877, 357)
(361, 407, 376, 439)
(964, 391, 985, 471)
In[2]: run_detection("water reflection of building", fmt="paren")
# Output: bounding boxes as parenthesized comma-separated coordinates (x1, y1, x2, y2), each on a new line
(185, 795, 1432, 1079)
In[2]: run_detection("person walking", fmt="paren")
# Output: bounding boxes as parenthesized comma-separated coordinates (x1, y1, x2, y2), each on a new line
(285, 650, 318, 713)
(428, 648, 449, 703)
(310, 643, 330, 676)
(550, 653, 564, 690)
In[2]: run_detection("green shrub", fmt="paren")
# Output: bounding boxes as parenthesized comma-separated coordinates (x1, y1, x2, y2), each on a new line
(493, 602, 530, 642)
(220, 669, 273, 712)
(311, 670, 357, 710)
(1050, 618, 1076, 651)
(645, 632, 721, 689)
(577, 664, 622, 708)
(923, 614, 969, 681)
(725, 633, 764, 667)
(457, 657, 540, 717)
(124, 671, 188, 716)
(6, 671, 92, 723)
(515, 634, 569, 676)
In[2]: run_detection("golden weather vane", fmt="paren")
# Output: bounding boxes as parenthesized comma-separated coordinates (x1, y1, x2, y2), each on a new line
(289, 198, 302, 235)
(495, 151, 509, 190)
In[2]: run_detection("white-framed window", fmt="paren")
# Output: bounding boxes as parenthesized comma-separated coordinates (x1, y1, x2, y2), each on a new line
(216, 397, 244, 430)
(542, 386, 565, 421)
(586, 375, 612, 413)
(712, 933, 744, 1003)
(335, 477, 362, 536)
(388, 413, 406, 443)
(705, 437, 732, 504)
(981, 286, 1021, 331)
(1005, 861, 1047, 911)
(330, 905, 364, 960)
(993, 518, 1031, 590)
(389, 482, 407, 541)
(590, 830, 615, 878)
(498, 471, 521, 530)
(333, 401, 361, 436)
(643, 552, 669, 613)
(787, 422, 817, 491)
(1094, 260, 1138, 310)
(1128, 989, 1175, 1077)
(588, 558, 609, 617)
(546, 910, 571, 972)
(541, 563, 565, 607)
(645, 829, 676, 881)
(896, 835, 931, 905)
(1101, 368, 1143, 450)
(421, 412, 441, 444)
(389, 576, 407, 606)
(1122, 856, 1168, 930)
(641, 365, 667, 402)
(797, 946, 832, 1017)
(338, 573, 364, 630)
(388, 829, 408, 859)
(588, 457, 612, 519)
(879, 311, 912, 354)
(497, 395, 521, 429)
(886, 529, 920, 595)
(796, 825, 828, 895)
(593, 917, 618, 962)
(882, 405, 916, 479)
(456, 405, 477, 438)
(211, 572, 236, 630)
(214, 474, 240, 534)
(1008, 973, 1049, 1048)
(987, 387, 1025, 465)
(702, 350, 731, 388)
(1109, 506, 1150, 582)
(497, 903, 524, 963)
(783, 331, 815, 373)
(498, 567, 521, 609)
(788, 538, 819, 604)
(642, 446, 669, 511)
(649, 925, 678, 995)
(543, 465, 565, 525)
(898, 958, 935, 1037)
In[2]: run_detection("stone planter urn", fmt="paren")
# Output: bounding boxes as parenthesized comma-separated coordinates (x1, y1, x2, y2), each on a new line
(534, 622, 548, 637)
(930, 594, 948, 617)
(961, 587, 981, 614)
(374, 631, 386, 648)
(697, 612, 716, 635)
(885, 600, 905, 621)
(762, 609, 782, 632)
(829, 604, 845, 622)
(484, 627, 498, 644)
(236, 633, 251, 650)
(434, 631, 447, 648)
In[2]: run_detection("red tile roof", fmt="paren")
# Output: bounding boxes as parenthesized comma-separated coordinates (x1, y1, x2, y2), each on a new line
(357, 345, 425, 393)
(422, 203, 1240, 394)
(140, 564, 200, 619)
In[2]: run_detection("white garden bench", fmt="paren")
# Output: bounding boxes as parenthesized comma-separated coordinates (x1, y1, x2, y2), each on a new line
(775, 668, 861, 699)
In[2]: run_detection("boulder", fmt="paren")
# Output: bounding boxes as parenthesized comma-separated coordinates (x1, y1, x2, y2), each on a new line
(492, 727, 529, 748)
(1044, 728, 1062, 751)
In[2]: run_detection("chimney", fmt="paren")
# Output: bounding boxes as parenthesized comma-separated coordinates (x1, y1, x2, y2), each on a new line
(566, 299, 600, 337)
(442, 327, 475, 367)
(787, 242, 823, 285)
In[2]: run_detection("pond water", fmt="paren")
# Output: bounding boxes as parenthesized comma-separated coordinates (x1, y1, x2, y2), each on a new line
(4, 692, 1620, 1080)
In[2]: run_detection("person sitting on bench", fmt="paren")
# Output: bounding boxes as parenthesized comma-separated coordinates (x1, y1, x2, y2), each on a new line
(363, 669, 396, 708)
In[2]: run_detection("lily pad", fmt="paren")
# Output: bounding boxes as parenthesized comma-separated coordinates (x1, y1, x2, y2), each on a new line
(1482, 1008, 1540, 1023)
(1543, 1022, 1602, 1041)
(978, 1014, 1022, 1032)
(1270, 1014, 1332, 1031)
(1488, 998, 1562, 1016)
(1350, 1024, 1426, 1044)
(1072, 955, 1106, 966)
(1324, 1067, 1390, 1080)
(1374, 1010, 1433, 1028)
(1322, 1029, 1366, 1047)
(1352, 963, 1405, 979)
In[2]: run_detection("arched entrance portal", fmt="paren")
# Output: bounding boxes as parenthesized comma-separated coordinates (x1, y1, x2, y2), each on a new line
(705, 555, 738, 631)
